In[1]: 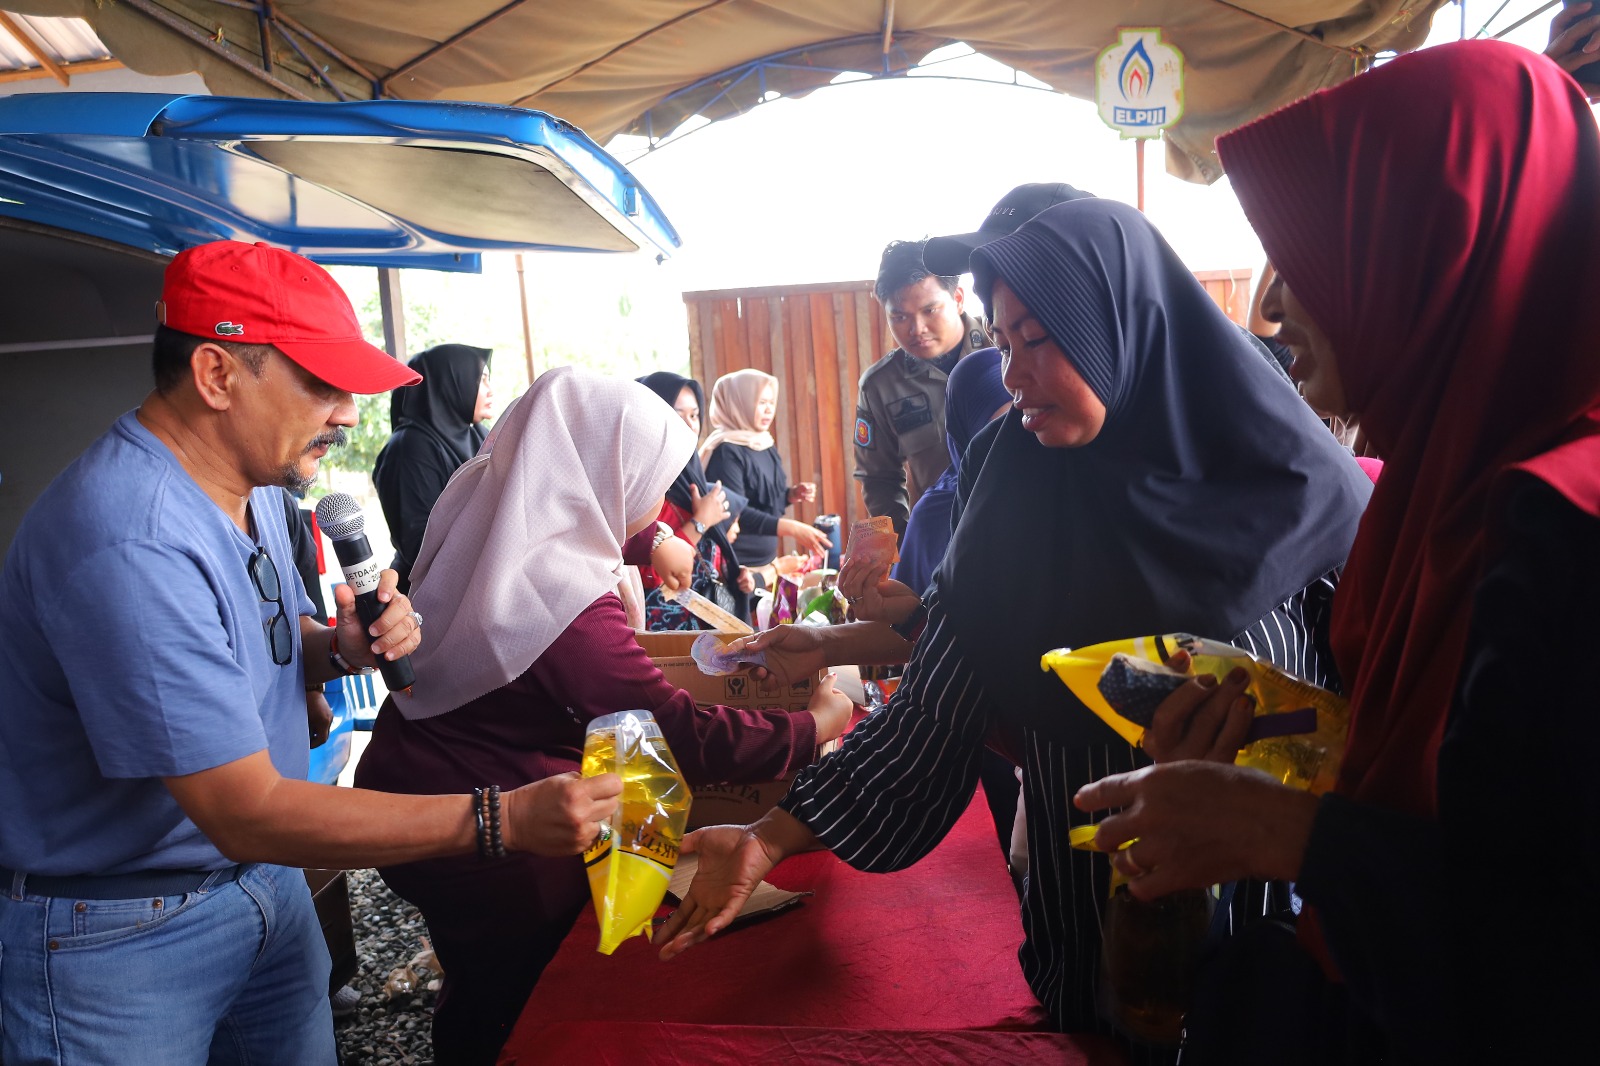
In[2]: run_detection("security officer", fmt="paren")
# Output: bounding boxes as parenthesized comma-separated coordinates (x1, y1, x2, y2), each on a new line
(853, 238, 990, 535)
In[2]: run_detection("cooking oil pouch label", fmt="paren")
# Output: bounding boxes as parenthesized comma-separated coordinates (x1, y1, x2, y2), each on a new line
(1041, 633, 1348, 794)
(581, 710, 692, 954)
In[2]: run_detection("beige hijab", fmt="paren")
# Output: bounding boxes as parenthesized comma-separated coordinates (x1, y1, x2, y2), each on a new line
(698, 368, 778, 467)
(396, 365, 695, 720)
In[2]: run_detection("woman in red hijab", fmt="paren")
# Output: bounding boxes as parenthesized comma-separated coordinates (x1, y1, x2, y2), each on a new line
(1077, 40, 1600, 1063)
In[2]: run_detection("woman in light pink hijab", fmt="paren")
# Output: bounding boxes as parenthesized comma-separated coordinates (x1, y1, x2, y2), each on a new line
(701, 368, 830, 566)
(355, 366, 851, 1064)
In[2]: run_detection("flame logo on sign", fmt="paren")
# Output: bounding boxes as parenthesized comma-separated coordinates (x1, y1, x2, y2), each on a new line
(1119, 38, 1154, 100)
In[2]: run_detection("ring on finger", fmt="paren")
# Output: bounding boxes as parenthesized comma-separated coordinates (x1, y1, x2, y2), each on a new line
(409, 610, 424, 628)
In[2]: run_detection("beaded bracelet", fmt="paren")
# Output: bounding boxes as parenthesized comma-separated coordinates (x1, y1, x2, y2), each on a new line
(327, 628, 374, 677)
(472, 785, 506, 861)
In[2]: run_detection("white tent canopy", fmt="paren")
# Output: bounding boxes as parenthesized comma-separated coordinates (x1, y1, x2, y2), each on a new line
(11, 1, 1450, 181)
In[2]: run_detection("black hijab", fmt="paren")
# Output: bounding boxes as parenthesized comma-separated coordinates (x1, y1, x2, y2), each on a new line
(635, 371, 743, 589)
(391, 344, 492, 465)
(938, 200, 1370, 748)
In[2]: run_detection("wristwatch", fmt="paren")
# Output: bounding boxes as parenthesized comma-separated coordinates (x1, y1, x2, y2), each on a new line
(691, 519, 708, 535)
(890, 601, 930, 643)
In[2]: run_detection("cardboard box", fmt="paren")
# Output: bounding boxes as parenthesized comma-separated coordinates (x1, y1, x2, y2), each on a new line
(635, 630, 838, 830)
(304, 868, 358, 994)
(635, 630, 820, 714)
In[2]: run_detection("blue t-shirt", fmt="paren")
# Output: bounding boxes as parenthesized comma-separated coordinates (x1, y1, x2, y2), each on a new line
(0, 412, 316, 875)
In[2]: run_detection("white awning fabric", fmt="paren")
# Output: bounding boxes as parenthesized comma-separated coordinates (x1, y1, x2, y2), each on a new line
(9, 1, 1450, 181)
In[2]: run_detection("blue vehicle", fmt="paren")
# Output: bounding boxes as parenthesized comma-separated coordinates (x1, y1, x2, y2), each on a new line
(0, 92, 680, 784)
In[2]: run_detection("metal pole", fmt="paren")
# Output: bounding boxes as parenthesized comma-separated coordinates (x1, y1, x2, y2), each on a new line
(377, 268, 406, 362)
(1136, 138, 1147, 212)
(116, 0, 314, 100)
(515, 254, 537, 384)
(272, 10, 386, 97)
(255, 1, 274, 74)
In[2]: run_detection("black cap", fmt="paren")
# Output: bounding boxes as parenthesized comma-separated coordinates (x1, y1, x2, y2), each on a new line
(922, 182, 1096, 277)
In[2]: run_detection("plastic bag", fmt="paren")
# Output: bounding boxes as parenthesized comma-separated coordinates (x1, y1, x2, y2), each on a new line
(840, 516, 899, 572)
(581, 710, 692, 954)
(689, 631, 766, 676)
(799, 571, 848, 626)
(1041, 633, 1348, 794)
(769, 572, 802, 627)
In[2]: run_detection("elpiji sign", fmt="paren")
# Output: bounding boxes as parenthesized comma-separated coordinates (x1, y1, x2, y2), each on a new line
(1096, 28, 1186, 139)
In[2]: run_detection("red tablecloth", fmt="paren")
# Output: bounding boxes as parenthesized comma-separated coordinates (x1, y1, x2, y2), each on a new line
(499, 789, 1128, 1065)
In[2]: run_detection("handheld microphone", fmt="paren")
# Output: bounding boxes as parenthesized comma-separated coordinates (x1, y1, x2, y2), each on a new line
(313, 492, 416, 692)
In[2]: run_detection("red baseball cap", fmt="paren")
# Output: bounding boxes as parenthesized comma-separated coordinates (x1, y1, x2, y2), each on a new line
(157, 241, 421, 394)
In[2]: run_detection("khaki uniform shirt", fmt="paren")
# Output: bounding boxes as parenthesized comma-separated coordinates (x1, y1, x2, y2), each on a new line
(852, 313, 991, 534)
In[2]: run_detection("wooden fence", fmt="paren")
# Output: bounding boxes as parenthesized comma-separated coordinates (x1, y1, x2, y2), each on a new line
(684, 268, 1253, 537)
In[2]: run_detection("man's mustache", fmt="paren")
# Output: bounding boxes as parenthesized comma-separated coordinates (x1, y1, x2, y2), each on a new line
(306, 428, 348, 453)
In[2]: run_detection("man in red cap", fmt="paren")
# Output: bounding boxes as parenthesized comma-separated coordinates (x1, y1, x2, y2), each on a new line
(0, 241, 621, 1064)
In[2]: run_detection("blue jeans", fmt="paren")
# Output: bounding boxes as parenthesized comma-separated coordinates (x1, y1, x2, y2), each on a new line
(0, 863, 335, 1065)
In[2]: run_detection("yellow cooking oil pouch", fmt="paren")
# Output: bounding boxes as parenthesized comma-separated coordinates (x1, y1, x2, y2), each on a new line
(581, 710, 692, 954)
(1041, 633, 1348, 795)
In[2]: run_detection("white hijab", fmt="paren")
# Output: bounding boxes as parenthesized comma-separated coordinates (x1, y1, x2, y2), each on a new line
(698, 368, 778, 467)
(396, 365, 695, 720)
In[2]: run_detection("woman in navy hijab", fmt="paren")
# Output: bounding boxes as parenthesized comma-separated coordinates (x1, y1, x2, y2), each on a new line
(662, 201, 1372, 1056)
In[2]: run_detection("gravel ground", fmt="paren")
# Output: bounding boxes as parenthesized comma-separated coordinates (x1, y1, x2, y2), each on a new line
(336, 868, 439, 1066)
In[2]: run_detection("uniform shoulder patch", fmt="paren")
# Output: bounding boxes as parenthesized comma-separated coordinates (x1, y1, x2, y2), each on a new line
(855, 417, 873, 447)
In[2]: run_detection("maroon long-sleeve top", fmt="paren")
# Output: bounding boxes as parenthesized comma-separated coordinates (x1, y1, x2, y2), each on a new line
(356, 592, 817, 800)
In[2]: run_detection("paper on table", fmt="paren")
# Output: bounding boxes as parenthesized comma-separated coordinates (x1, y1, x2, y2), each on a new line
(665, 853, 809, 928)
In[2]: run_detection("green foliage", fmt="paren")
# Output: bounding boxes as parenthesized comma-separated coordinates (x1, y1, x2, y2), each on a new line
(317, 288, 440, 483)
(329, 391, 394, 482)
(313, 257, 693, 487)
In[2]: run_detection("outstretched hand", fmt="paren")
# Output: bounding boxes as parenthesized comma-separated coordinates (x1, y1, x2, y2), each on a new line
(779, 518, 832, 557)
(727, 625, 826, 688)
(657, 824, 780, 960)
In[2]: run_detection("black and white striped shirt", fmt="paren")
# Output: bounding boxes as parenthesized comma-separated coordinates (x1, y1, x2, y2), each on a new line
(780, 572, 1340, 1043)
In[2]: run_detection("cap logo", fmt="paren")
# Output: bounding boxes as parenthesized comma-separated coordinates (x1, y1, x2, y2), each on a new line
(215, 322, 245, 336)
